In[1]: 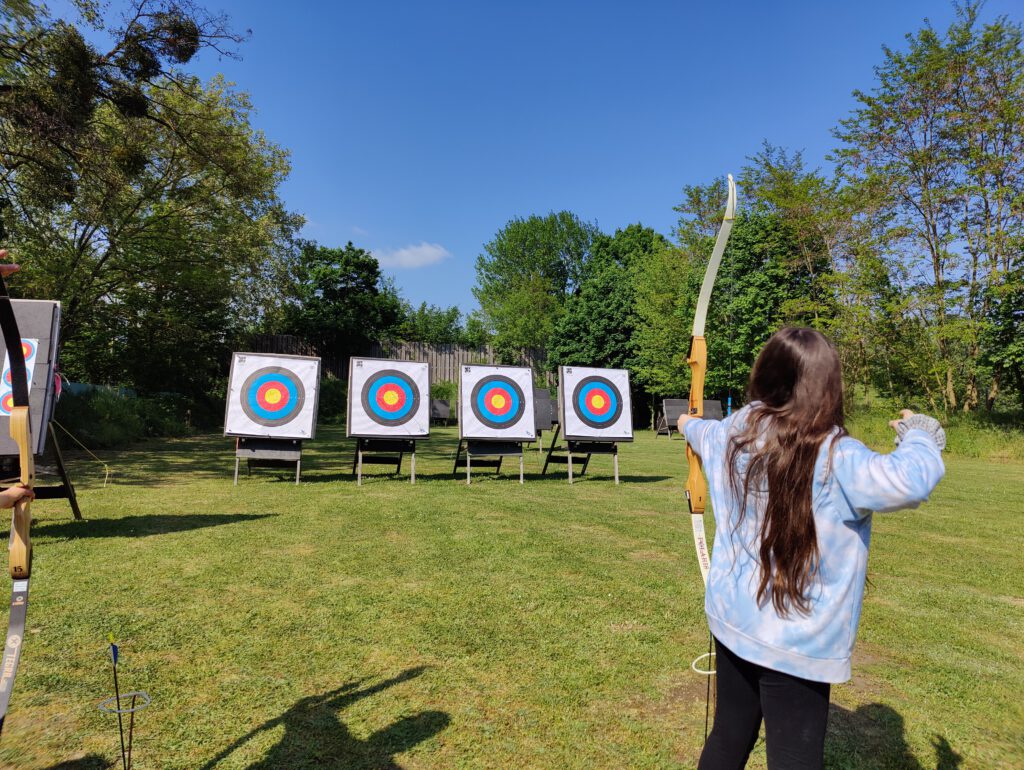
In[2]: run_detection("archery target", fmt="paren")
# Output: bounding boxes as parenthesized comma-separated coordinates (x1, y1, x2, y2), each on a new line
(225, 353, 320, 439)
(0, 339, 39, 417)
(459, 365, 535, 440)
(560, 366, 633, 441)
(347, 358, 429, 438)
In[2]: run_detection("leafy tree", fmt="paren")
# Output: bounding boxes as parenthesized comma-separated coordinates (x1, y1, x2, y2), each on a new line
(548, 224, 667, 371)
(633, 176, 822, 400)
(0, 0, 241, 213)
(280, 241, 403, 363)
(474, 210, 598, 360)
(395, 302, 463, 344)
(833, 1, 1024, 411)
(5, 73, 297, 386)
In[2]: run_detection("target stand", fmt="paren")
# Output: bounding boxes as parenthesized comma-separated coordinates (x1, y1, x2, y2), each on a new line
(541, 423, 620, 484)
(452, 440, 524, 485)
(233, 437, 302, 485)
(352, 437, 418, 485)
(546, 366, 633, 484)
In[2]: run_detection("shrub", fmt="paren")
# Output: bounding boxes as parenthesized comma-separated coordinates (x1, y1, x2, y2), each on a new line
(430, 380, 457, 401)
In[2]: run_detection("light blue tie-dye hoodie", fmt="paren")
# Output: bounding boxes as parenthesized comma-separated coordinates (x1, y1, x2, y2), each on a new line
(684, 404, 945, 683)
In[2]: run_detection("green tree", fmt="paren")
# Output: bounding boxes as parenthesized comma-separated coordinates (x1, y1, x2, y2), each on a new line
(1, 0, 242, 213)
(281, 241, 403, 362)
(633, 176, 822, 399)
(548, 224, 667, 371)
(395, 302, 464, 344)
(474, 211, 599, 360)
(833, 2, 1024, 411)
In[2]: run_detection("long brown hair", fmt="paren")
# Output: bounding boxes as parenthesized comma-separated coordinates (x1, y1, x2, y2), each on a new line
(726, 327, 847, 616)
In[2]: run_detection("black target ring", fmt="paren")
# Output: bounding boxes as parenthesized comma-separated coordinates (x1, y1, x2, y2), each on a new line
(470, 375, 526, 430)
(360, 369, 420, 427)
(571, 375, 623, 429)
(240, 366, 306, 427)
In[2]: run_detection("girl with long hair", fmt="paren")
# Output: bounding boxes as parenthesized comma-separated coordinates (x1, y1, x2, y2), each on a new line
(679, 327, 945, 770)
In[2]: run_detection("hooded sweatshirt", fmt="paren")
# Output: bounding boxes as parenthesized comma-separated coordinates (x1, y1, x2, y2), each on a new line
(684, 405, 945, 683)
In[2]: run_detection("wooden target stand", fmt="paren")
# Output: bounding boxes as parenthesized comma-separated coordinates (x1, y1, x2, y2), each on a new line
(233, 437, 302, 485)
(452, 440, 524, 485)
(541, 423, 620, 484)
(352, 437, 418, 485)
(0, 421, 82, 519)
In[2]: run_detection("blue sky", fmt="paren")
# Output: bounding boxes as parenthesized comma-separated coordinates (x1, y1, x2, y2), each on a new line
(57, 1, 1023, 312)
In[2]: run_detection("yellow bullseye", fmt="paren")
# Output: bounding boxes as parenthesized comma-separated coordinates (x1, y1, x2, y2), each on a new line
(491, 394, 507, 409)
(591, 394, 606, 409)
(383, 390, 399, 406)
(265, 388, 283, 405)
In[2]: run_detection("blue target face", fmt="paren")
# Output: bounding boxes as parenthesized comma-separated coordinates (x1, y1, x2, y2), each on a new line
(572, 376, 623, 429)
(361, 370, 419, 426)
(241, 367, 305, 426)
(471, 375, 525, 429)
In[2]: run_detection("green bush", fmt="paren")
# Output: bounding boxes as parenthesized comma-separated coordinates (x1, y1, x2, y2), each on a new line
(846, 406, 1024, 460)
(317, 376, 347, 424)
(430, 380, 457, 401)
(54, 389, 195, 448)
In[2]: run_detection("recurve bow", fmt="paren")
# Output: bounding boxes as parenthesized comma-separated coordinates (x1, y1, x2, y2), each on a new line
(685, 174, 737, 586)
(0, 257, 35, 735)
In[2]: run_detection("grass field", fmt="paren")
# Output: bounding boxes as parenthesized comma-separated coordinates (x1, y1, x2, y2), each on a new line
(0, 424, 1021, 769)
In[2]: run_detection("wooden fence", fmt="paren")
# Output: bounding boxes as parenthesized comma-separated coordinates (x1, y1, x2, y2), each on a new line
(248, 335, 551, 385)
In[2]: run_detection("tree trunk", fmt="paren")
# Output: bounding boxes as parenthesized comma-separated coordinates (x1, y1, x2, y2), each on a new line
(985, 371, 1000, 412)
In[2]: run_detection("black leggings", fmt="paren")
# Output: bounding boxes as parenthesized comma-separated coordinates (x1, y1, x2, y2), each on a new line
(698, 638, 831, 770)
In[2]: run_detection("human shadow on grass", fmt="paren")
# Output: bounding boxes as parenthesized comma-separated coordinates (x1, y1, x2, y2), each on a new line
(34, 513, 276, 540)
(43, 754, 111, 769)
(826, 702, 962, 769)
(199, 666, 449, 769)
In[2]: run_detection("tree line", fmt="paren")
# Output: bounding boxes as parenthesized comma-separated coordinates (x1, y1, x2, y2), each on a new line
(1, 1, 1021, 426)
(475, 4, 1024, 414)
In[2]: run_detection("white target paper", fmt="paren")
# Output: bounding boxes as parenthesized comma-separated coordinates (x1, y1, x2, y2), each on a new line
(459, 365, 535, 441)
(0, 338, 39, 417)
(224, 352, 320, 439)
(559, 366, 633, 441)
(347, 358, 430, 438)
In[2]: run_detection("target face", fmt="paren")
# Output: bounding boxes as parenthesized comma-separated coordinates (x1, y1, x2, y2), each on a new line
(0, 337, 39, 417)
(471, 375, 525, 429)
(348, 358, 429, 438)
(560, 366, 633, 441)
(241, 367, 305, 426)
(572, 376, 623, 429)
(225, 353, 320, 438)
(459, 365, 535, 440)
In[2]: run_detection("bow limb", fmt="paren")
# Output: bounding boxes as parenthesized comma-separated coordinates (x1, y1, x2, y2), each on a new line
(0, 256, 34, 735)
(684, 175, 737, 587)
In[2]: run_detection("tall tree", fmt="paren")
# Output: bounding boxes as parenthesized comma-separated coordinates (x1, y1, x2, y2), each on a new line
(548, 223, 667, 371)
(280, 241, 403, 363)
(833, 1, 1024, 411)
(474, 210, 598, 360)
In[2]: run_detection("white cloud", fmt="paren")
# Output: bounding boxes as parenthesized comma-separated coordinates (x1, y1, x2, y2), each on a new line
(351, 225, 370, 236)
(374, 242, 452, 269)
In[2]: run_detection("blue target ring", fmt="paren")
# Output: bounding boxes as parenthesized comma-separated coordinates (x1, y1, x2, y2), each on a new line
(361, 370, 419, 426)
(572, 376, 623, 429)
(240, 367, 305, 426)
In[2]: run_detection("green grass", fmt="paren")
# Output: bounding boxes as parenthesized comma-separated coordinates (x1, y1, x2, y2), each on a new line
(0, 424, 1021, 768)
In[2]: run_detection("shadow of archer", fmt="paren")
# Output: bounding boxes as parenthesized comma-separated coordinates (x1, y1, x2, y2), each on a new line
(199, 667, 448, 770)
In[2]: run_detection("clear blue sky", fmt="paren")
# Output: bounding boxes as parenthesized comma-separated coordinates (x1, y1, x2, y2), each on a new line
(59, 0, 1024, 312)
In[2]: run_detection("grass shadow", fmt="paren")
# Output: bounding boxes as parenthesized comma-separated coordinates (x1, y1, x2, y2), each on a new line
(35, 513, 277, 540)
(200, 666, 449, 769)
(826, 702, 962, 769)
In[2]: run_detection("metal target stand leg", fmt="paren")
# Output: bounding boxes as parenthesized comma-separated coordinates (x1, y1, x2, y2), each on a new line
(519, 453, 524, 484)
(233, 457, 240, 486)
